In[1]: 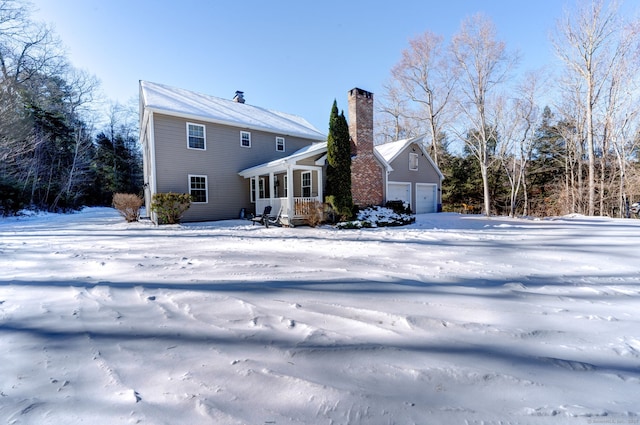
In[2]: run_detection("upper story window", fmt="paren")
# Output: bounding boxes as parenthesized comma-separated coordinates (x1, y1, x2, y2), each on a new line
(189, 175, 208, 203)
(276, 137, 285, 152)
(187, 123, 206, 150)
(240, 131, 251, 148)
(409, 152, 419, 171)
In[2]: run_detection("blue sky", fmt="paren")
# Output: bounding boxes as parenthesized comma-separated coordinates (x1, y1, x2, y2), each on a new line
(31, 1, 630, 133)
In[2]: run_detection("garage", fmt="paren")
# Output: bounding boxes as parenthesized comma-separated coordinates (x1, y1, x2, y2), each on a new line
(416, 183, 437, 214)
(387, 182, 411, 205)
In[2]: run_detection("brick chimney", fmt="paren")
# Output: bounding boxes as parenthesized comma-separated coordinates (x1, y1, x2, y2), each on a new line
(348, 88, 384, 207)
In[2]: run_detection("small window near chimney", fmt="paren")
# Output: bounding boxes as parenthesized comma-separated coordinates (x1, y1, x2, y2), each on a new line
(276, 137, 285, 152)
(240, 131, 251, 148)
(409, 152, 419, 171)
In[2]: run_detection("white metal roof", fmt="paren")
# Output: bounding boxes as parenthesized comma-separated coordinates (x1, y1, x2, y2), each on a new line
(238, 142, 328, 177)
(375, 135, 444, 179)
(140, 81, 326, 141)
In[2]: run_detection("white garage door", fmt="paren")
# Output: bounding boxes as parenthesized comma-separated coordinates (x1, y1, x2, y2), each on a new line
(416, 184, 437, 214)
(387, 182, 411, 204)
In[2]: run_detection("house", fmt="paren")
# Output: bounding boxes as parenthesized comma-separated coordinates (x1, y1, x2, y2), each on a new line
(139, 81, 442, 224)
(376, 135, 444, 214)
(139, 81, 325, 222)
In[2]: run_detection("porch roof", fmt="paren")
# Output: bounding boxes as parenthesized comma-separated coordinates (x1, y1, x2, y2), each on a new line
(238, 142, 327, 178)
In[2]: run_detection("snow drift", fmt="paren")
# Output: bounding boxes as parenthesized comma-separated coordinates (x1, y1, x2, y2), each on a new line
(1, 208, 639, 424)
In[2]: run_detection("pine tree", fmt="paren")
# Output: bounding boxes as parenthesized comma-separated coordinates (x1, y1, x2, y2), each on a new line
(326, 100, 353, 220)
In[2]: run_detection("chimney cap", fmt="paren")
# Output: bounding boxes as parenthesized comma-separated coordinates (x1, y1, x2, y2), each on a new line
(349, 87, 373, 98)
(233, 90, 245, 103)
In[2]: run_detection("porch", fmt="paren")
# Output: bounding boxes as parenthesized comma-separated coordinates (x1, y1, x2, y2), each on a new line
(255, 197, 322, 226)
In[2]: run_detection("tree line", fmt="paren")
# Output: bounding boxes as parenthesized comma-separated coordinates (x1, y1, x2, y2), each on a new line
(377, 0, 640, 217)
(3, 0, 639, 219)
(0, 0, 141, 216)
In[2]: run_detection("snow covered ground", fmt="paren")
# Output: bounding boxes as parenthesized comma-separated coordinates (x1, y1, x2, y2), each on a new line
(1, 208, 639, 425)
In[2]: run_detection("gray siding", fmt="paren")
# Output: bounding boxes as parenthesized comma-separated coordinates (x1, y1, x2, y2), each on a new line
(388, 143, 440, 184)
(152, 113, 318, 221)
(387, 142, 442, 212)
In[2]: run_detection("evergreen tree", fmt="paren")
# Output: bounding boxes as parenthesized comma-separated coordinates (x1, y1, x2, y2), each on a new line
(326, 100, 353, 220)
(528, 107, 566, 215)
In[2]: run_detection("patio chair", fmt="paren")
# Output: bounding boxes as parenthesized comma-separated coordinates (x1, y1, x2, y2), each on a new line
(251, 205, 272, 226)
(266, 205, 284, 228)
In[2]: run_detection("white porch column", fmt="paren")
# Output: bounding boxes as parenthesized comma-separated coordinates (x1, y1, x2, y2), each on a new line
(269, 172, 275, 204)
(317, 167, 323, 203)
(286, 165, 294, 218)
(252, 176, 259, 209)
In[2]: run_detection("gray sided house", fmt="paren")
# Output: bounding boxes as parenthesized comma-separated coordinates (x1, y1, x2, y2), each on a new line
(139, 81, 443, 224)
(375, 135, 444, 214)
(139, 81, 326, 222)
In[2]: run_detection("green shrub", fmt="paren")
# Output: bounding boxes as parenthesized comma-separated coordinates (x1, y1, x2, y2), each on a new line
(385, 200, 411, 215)
(336, 206, 415, 229)
(325, 195, 353, 222)
(113, 193, 143, 222)
(0, 178, 27, 217)
(151, 192, 191, 224)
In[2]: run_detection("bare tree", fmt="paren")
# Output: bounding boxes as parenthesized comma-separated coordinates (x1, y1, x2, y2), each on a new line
(389, 30, 457, 166)
(450, 13, 518, 216)
(376, 80, 412, 144)
(496, 72, 541, 217)
(553, 0, 626, 216)
(0, 0, 64, 173)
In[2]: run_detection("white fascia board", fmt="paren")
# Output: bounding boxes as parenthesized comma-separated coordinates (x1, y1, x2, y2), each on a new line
(374, 148, 393, 172)
(238, 142, 328, 178)
(145, 106, 326, 142)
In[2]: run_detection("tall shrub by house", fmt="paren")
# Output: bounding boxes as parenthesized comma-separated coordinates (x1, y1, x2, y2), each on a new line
(151, 193, 191, 224)
(326, 100, 353, 220)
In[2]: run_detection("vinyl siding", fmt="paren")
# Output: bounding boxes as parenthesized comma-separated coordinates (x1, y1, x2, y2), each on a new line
(387, 143, 442, 212)
(152, 113, 319, 221)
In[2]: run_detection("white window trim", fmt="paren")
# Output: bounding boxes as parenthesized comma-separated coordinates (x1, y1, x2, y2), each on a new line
(283, 175, 288, 197)
(250, 178, 256, 203)
(186, 122, 206, 150)
(301, 171, 312, 198)
(276, 136, 285, 152)
(188, 174, 208, 204)
(240, 131, 251, 148)
(409, 152, 419, 171)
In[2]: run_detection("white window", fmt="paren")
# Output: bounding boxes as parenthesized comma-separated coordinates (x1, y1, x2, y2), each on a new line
(189, 175, 208, 203)
(187, 123, 206, 150)
(283, 175, 288, 197)
(251, 178, 256, 203)
(250, 177, 265, 203)
(301, 171, 311, 198)
(274, 176, 280, 198)
(276, 137, 285, 152)
(409, 152, 419, 171)
(240, 131, 251, 148)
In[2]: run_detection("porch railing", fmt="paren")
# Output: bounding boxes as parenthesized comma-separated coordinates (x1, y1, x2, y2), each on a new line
(294, 197, 320, 216)
(255, 197, 321, 219)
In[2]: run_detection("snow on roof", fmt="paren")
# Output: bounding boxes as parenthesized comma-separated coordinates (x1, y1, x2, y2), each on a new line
(238, 142, 327, 177)
(140, 81, 326, 141)
(375, 135, 444, 179)
(375, 135, 426, 163)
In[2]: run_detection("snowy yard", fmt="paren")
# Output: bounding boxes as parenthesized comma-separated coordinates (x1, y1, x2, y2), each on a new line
(1, 208, 639, 425)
